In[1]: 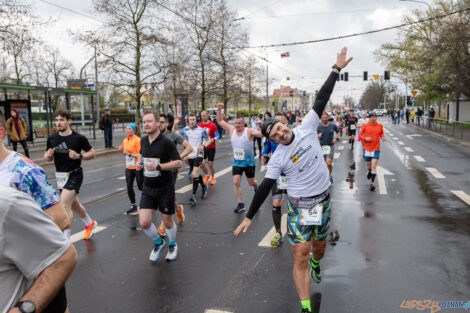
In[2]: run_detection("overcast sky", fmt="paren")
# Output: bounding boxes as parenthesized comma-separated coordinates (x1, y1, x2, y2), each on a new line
(36, 0, 427, 104)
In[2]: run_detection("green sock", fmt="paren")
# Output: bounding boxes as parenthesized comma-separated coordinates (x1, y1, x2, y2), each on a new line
(310, 257, 320, 268)
(301, 299, 311, 311)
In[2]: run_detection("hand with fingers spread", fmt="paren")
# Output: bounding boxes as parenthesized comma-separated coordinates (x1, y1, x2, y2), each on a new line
(234, 218, 252, 237)
(335, 47, 353, 70)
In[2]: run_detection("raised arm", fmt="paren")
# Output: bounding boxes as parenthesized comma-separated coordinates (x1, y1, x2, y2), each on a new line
(217, 103, 234, 134)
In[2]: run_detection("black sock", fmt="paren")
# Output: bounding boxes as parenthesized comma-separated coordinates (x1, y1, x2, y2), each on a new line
(199, 175, 205, 187)
(192, 178, 199, 193)
(371, 172, 377, 183)
(272, 206, 282, 233)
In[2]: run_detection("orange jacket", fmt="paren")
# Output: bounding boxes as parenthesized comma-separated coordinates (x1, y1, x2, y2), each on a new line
(359, 121, 384, 151)
(121, 135, 141, 169)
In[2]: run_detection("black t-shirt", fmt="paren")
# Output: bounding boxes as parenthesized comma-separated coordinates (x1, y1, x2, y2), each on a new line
(345, 115, 358, 128)
(140, 133, 181, 188)
(47, 131, 93, 172)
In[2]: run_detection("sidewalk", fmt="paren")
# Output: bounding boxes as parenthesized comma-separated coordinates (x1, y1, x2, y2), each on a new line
(407, 122, 470, 150)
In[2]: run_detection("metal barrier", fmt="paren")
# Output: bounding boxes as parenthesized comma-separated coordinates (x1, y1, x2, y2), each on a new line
(414, 116, 470, 142)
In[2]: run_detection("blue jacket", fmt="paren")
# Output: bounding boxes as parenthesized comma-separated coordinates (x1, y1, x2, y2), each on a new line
(261, 138, 279, 156)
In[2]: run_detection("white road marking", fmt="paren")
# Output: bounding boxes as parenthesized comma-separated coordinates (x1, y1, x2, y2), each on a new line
(406, 134, 422, 140)
(258, 214, 287, 247)
(404, 147, 414, 152)
(426, 167, 445, 179)
(338, 145, 344, 150)
(70, 226, 108, 243)
(414, 155, 425, 162)
(176, 165, 232, 194)
(205, 310, 233, 313)
(451, 190, 470, 206)
(398, 141, 405, 145)
(333, 152, 341, 159)
(260, 164, 267, 172)
(118, 176, 125, 180)
(377, 166, 394, 195)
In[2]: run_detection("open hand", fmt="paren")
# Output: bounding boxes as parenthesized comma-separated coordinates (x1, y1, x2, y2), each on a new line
(336, 47, 353, 69)
(234, 218, 252, 237)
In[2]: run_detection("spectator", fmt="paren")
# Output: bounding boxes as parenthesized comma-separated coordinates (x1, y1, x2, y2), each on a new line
(6, 109, 29, 158)
(411, 109, 415, 124)
(0, 186, 77, 313)
(417, 107, 424, 126)
(429, 107, 436, 128)
(99, 108, 114, 148)
(405, 109, 410, 124)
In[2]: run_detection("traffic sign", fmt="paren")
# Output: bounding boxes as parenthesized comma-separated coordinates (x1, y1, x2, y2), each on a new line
(86, 77, 94, 87)
(286, 77, 290, 81)
(280, 52, 290, 58)
(411, 90, 418, 97)
(373, 75, 379, 80)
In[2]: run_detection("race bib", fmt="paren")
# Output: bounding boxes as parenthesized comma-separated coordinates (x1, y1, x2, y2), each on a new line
(189, 146, 203, 159)
(300, 205, 323, 226)
(277, 176, 288, 190)
(364, 150, 375, 157)
(350, 125, 356, 130)
(143, 158, 161, 177)
(321, 145, 331, 155)
(233, 148, 245, 161)
(126, 154, 136, 167)
(56, 172, 69, 189)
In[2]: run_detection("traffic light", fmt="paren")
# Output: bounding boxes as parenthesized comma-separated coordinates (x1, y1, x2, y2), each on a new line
(363, 71, 368, 81)
(302, 91, 306, 97)
(344, 72, 349, 81)
(406, 96, 412, 105)
(340, 74, 344, 81)
(384, 71, 390, 80)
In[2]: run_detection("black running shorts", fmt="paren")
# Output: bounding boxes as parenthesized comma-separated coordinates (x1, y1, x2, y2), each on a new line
(232, 165, 256, 178)
(60, 168, 83, 194)
(203, 148, 216, 162)
(188, 157, 203, 168)
(140, 184, 175, 215)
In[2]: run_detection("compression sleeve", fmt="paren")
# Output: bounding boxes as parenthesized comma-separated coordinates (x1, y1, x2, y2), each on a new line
(313, 71, 339, 117)
(245, 178, 276, 219)
(214, 131, 220, 140)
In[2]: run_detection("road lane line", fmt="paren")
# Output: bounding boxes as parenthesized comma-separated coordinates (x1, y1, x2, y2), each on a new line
(176, 165, 232, 194)
(425, 167, 445, 179)
(451, 190, 470, 206)
(404, 147, 414, 152)
(333, 152, 341, 159)
(338, 145, 344, 150)
(205, 310, 233, 313)
(398, 141, 405, 145)
(260, 164, 267, 172)
(377, 166, 394, 195)
(118, 176, 125, 180)
(414, 155, 425, 162)
(71, 226, 108, 243)
(258, 214, 287, 247)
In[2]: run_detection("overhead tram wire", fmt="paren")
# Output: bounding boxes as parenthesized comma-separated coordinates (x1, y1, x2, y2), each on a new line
(233, 0, 286, 21)
(39, 0, 105, 24)
(244, 7, 470, 48)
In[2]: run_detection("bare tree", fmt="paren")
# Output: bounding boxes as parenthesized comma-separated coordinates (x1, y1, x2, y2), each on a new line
(43, 48, 74, 88)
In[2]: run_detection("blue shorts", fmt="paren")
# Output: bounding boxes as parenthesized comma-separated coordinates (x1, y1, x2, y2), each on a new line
(363, 150, 380, 161)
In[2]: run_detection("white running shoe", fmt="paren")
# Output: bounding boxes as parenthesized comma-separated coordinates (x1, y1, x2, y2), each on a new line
(149, 241, 167, 262)
(166, 243, 178, 261)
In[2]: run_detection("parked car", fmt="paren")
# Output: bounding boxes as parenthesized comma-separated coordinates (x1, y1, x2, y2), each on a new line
(374, 108, 388, 116)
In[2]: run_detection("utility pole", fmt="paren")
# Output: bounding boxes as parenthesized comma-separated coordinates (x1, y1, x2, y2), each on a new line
(265, 65, 269, 113)
(94, 46, 100, 125)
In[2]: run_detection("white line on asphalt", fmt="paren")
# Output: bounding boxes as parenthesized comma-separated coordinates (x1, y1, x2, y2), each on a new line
(425, 167, 446, 179)
(404, 147, 414, 152)
(70, 226, 108, 243)
(414, 155, 426, 162)
(176, 165, 232, 194)
(451, 190, 470, 206)
(406, 134, 422, 139)
(118, 176, 125, 180)
(260, 164, 267, 172)
(377, 166, 394, 195)
(398, 141, 405, 145)
(338, 145, 344, 150)
(333, 152, 341, 159)
(205, 310, 233, 313)
(258, 214, 287, 247)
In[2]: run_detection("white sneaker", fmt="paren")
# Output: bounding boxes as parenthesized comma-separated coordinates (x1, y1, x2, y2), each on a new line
(149, 241, 167, 262)
(166, 243, 178, 261)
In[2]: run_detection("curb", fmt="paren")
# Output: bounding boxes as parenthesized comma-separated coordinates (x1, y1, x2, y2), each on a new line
(35, 149, 121, 167)
(408, 123, 470, 151)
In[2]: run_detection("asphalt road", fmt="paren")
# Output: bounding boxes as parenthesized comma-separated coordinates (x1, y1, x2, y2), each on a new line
(37, 118, 470, 313)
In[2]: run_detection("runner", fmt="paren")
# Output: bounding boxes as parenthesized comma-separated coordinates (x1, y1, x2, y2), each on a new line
(317, 112, 340, 182)
(157, 113, 193, 236)
(357, 112, 369, 128)
(234, 47, 352, 313)
(178, 113, 211, 204)
(345, 109, 358, 149)
(358, 112, 386, 191)
(44, 109, 97, 240)
(217, 103, 263, 213)
(136, 110, 182, 262)
(119, 123, 143, 215)
(260, 111, 289, 246)
(251, 113, 262, 157)
(199, 110, 220, 185)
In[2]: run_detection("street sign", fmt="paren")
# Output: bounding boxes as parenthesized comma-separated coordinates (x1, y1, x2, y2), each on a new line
(411, 90, 418, 97)
(373, 74, 379, 80)
(280, 52, 290, 58)
(86, 77, 94, 87)
(286, 77, 290, 81)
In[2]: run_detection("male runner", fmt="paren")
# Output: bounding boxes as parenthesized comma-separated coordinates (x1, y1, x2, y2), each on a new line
(199, 110, 220, 185)
(136, 110, 182, 262)
(358, 112, 386, 191)
(235, 47, 352, 313)
(178, 113, 211, 204)
(317, 112, 340, 182)
(345, 109, 358, 149)
(251, 113, 262, 157)
(44, 110, 97, 240)
(157, 113, 193, 236)
(260, 111, 289, 246)
(119, 123, 143, 215)
(217, 103, 263, 213)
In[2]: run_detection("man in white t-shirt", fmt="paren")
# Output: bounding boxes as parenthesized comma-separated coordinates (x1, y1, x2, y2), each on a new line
(235, 47, 352, 313)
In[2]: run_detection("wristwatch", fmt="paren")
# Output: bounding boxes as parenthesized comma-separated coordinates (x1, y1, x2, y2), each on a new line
(332, 64, 342, 72)
(156, 165, 162, 172)
(79, 153, 83, 159)
(15, 301, 36, 313)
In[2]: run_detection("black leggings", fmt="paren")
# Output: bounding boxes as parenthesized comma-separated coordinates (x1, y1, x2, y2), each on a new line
(253, 137, 262, 155)
(125, 168, 143, 204)
(12, 140, 29, 158)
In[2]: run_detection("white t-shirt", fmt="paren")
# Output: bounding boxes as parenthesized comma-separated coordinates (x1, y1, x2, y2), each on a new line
(266, 109, 330, 198)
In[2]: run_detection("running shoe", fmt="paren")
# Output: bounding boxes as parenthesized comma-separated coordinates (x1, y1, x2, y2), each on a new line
(126, 204, 138, 215)
(188, 168, 192, 176)
(210, 177, 216, 185)
(83, 220, 97, 240)
(369, 184, 376, 192)
(189, 194, 197, 204)
(330, 176, 334, 184)
(158, 223, 167, 237)
(201, 183, 208, 199)
(367, 171, 372, 180)
(234, 202, 245, 213)
(271, 232, 282, 247)
(166, 243, 178, 261)
(309, 253, 322, 283)
(149, 241, 167, 262)
(203, 175, 210, 184)
(301, 308, 312, 313)
(176, 205, 185, 223)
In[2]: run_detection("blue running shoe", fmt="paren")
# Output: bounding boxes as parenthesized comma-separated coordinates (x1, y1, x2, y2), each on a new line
(149, 241, 167, 262)
(234, 202, 245, 213)
(189, 194, 197, 204)
(330, 176, 334, 184)
(201, 183, 208, 199)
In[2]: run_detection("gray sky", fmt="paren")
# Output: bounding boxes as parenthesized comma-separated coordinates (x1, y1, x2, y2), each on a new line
(36, 0, 427, 104)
